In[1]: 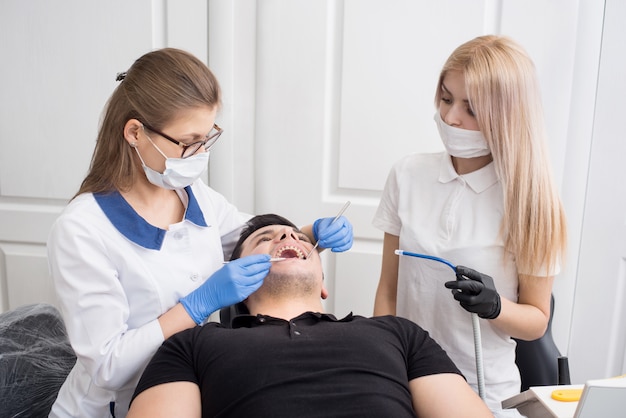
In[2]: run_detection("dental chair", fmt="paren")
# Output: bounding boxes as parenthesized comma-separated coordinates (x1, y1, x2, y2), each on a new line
(0, 303, 76, 417)
(513, 294, 569, 390)
(219, 302, 250, 327)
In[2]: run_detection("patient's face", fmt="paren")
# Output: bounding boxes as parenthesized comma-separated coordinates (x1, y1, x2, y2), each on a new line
(240, 224, 324, 281)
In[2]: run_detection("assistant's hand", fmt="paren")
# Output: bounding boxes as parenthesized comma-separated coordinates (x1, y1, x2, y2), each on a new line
(180, 254, 271, 324)
(444, 265, 501, 319)
(313, 215, 353, 252)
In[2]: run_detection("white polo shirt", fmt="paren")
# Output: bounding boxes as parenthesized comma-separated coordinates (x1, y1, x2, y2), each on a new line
(48, 180, 248, 418)
(373, 151, 521, 409)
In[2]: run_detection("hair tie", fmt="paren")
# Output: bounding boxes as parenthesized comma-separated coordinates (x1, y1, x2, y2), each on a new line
(115, 72, 127, 82)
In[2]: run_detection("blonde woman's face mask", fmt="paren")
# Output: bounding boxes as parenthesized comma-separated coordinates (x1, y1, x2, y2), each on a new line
(434, 112, 490, 159)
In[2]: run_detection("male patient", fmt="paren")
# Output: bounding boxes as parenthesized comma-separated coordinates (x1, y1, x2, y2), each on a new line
(128, 214, 492, 417)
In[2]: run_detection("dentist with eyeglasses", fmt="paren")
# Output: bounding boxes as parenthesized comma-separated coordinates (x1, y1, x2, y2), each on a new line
(47, 48, 353, 418)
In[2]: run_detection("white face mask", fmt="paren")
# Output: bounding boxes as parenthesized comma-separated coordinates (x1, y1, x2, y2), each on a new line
(434, 112, 491, 158)
(134, 135, 210, 190)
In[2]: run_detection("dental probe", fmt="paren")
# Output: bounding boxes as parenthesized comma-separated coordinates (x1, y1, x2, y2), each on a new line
(223, 257, 286, 264)
(305, 200, 351, 260)
(395, 249, 485, 401)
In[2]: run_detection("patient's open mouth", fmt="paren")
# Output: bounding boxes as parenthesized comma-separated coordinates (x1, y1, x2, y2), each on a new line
(275, 246, 305, 259)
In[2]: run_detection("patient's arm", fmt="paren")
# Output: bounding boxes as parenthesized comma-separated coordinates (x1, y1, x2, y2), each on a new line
(127, 381, 201, 418)
(410, 373, 493, 417)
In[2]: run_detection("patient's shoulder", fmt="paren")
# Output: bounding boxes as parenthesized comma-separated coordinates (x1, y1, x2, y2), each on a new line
(368, 314, 425, 330)
(350, 315, 432, 341)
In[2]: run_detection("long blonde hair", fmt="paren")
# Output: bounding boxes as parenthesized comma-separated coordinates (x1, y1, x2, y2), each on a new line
(74, 48, 222, 199)
(435, 35, 567, 276)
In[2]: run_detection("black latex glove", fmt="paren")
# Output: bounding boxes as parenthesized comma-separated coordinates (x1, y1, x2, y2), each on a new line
(444, 265, 501, 319)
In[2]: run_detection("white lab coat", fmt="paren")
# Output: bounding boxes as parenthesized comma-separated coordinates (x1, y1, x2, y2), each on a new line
(47, 180, 248, 418)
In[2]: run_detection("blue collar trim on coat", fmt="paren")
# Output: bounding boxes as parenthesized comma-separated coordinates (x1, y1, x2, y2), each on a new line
(94, 186, 207, 250)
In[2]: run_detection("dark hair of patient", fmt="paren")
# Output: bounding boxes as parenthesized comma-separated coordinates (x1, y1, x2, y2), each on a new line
(229, 214, 298, 261)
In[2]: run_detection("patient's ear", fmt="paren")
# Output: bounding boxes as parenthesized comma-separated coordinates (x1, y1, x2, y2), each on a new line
(320, 272, 328, 299)
(321, 284, 328, 300)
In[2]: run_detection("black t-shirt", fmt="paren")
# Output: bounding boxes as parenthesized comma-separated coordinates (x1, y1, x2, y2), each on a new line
(132, 313, 461, 417)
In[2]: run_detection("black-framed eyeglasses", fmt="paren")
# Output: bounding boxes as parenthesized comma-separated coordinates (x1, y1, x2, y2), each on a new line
(140, 122, 223, 159)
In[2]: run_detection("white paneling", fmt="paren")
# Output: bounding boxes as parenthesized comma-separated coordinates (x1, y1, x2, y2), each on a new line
(2, 244, 55, 310)
(332, 242, 383, 318)
(252, 0, 364, 314)
(0, 246, 5, 308)
(207, 0, 258, 214)
(167, 0, 209, 62)
(606, 259, 626, 374)
(553, 0, 605, 365)
(339, 0, 484, 192)
(0, 0, 153, 200)
(0, 201, 61, 243)
(500, 0, 580, 187)
(568, 0, 626, 382)
(254, 0, 334, 225)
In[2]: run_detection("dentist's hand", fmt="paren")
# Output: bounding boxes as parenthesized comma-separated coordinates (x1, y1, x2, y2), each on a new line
(313, 216, 353, 252)
(445, 265, 501, 319)
(180, 254, 271, 324)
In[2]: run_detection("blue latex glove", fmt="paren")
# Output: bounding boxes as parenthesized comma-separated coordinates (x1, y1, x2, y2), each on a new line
(444, 265, 502, 319)
(312, 215, 353, 252)
(180, 254, 271, 324)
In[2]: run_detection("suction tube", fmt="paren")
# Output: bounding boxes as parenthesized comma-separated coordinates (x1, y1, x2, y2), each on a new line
(395, 249, 485, 400)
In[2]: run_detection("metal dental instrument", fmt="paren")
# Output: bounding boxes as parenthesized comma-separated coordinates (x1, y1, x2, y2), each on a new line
(305, 201, 351, 259)
(223, 257, 286, 264)
(395, 249, 485, 401)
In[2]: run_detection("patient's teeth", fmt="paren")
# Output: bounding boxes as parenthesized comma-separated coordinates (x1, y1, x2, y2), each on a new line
(275, 245, 304, 259)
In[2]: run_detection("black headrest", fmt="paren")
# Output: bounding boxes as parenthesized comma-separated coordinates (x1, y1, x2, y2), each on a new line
(219, 302, 250, 328)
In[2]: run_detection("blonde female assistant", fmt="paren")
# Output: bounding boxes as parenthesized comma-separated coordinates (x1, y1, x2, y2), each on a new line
(373, 35, 567, 412)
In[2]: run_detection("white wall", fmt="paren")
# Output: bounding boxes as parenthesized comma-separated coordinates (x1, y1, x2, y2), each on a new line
(566, 0, 626, 382)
